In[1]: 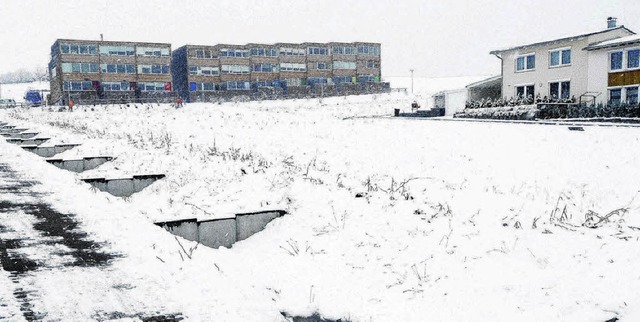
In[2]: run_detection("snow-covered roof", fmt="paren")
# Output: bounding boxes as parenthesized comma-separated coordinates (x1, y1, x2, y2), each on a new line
(465, 75, 502, 89)
(584, 34, 640, 50)
(490, 26, 635, 55)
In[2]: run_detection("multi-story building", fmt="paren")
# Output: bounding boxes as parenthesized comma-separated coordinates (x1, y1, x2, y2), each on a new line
(489, 18, 636, 105)
(172, 41, 384, 102)
(48, 39, 174, 104)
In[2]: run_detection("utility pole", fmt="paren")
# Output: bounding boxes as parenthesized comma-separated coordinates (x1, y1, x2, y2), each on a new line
(410, 69, 414, 94)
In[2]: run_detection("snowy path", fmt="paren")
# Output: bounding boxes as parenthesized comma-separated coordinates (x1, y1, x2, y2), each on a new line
(0, 161, 184, 321)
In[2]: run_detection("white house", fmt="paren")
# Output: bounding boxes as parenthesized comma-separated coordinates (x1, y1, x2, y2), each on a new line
(490, 18, 636, 105)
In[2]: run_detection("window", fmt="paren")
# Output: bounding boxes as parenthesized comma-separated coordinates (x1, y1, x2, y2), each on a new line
(357, 46, 381, 55)
(315, 62, 331, 70)
(221, 64, 250, 74)
(516, 84, 535, 99)
(188, 66, 219, 76)
(358, 75, 378, 83)
(60, 43, 97, 55)
(333, 61, 356, 70)
(189, 82, 217, 92)
(102, 81, 130, 91)
(549, 81, 570, 99)
(307, 77, 329, 84)
(628, 49, 640, 69)
(610, 88, 622, 105)
(99, 45, 135, 56)
(366, 60, 380, 68)
(279, 47, 306, 56)
(189, 48, 215, 59)
(333, 76, 355, 84)
(138, 82, 170, 91)
(252, 63, 279, 73)
(136, 46, 170, 57)
(251, 48, 278, 57)
(626, 87, 638, 105)
(550, 48, 571, 67)
(61, 63, 99, 73)
(137, 64, 170, 74)
(516, 53, 535, 71)
(611, 51, 623, 70)
(100, 64, 136, 74)
(332, 46, 356, 55)
(280, 63, 306, 72)
(308, 47, 328, 55)
(219, 49, 249, 57)
(63, 81, 93, 91)
(224, 81, 250, 90)
(283, 78, 304, 86)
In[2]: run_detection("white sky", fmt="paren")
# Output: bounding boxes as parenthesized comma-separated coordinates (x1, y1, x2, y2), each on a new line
(0, 0, 638, 78)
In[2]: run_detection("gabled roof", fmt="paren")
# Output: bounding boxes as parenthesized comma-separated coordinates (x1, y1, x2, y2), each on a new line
(490, 26, 635, 55)
(584, 34, 640, 50)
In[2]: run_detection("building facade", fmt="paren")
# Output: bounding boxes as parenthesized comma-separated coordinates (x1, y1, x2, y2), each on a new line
(48, 39, 174, 104)
(172, 42, 384, 102)
(490, 19, 635, 105)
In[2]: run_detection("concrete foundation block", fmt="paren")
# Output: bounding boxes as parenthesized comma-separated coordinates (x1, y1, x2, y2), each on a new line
(236, 210, 286, 241)
(198, 218, 237, 249)
(83, 157, 113, 170)
(156, 218, 199, 243)
(54, 144, 80, 154)
(132, 174, 165, 192)
(106, 179, 135, 197)
(20, 132, 38, 139)
(82, 177, 108, 192)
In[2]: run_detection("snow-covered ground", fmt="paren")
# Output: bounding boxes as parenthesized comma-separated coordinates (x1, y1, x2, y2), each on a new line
(0, 81, 49, 103)
(2, 92, 640, 321)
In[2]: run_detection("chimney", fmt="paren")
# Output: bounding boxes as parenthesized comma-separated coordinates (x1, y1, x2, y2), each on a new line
(607, 17, 617, 29)
(100, 34, 104, 41)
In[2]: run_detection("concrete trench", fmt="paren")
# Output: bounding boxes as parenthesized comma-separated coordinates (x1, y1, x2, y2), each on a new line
(7, 138, 50, 146)
(81, 174, 166, 197)
(46, 156, 113, 173)
(22, 144, 81, 158)
(2, 132, 39, 139)
(155, 210, 287, 249)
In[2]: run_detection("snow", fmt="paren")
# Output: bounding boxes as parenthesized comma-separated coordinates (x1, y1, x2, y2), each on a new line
(586, 34, 640, 50)
(0, 81, 49, 103)
(2, 91, 640, 321)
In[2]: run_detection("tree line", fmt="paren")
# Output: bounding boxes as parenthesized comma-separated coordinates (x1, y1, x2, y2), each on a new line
(0, 67, 48, 84)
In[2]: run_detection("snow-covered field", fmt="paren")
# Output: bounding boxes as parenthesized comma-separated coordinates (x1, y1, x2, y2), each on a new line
(2, 91, 640, 321)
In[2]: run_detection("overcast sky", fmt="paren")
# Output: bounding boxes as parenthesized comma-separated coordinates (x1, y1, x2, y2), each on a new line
(0, 0, 638, 78)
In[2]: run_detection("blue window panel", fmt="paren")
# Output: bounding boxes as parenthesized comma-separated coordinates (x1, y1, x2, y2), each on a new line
(550, 51, 559, 66)
(162, 65, 170, 74)
(516, 57, 525, 71)
(526, 55, 535, 69)
(611, 52, 623, 70)
(190, 82, 197, 92)
(561, 50, 571, 65)
(628, 50, 640, 69)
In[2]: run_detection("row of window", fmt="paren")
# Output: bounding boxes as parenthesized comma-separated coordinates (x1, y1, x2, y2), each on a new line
(60, 62, 169, 74)
(138, 64, 170, 74)
(252, 63, 279, 73)
(610, 86, 639, 105)
(188, 76, 381, 91)
(63, 81, 171, 91)
(250, 48, 278, 57)
(219, 49, 249, 57)
(515, 49, 572, 72)
(610, 49, 640, 71)
(186, 61, 376, 75)
(60, 43, 169, 57)
(514, 81, 572, 99)
(189, 66, 220, 76)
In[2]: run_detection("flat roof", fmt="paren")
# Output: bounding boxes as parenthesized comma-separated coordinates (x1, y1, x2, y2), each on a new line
(55, 38, 170, 47)
(490, 26, 635, 55)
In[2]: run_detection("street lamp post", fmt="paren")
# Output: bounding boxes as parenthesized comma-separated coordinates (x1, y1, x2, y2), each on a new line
(410, 69, 414, 94)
